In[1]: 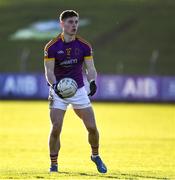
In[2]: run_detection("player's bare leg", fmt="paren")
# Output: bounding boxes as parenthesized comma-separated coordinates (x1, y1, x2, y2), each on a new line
(49, 108, 66, 172)
(74, 107, 99, 150)
(74, 107, 107, 173)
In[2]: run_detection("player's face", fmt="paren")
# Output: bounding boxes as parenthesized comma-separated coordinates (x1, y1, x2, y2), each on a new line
(61, 16, 79, 35)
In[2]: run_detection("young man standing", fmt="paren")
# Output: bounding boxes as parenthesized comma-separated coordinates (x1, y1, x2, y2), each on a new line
(44, 10, 107, 173)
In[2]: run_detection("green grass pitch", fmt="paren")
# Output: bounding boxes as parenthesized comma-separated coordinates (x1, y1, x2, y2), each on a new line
(0, 101, 174, 179)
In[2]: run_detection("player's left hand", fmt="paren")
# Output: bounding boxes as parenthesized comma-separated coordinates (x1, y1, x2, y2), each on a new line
(52, 83, 64, 99)
(88, 80, 97, 96)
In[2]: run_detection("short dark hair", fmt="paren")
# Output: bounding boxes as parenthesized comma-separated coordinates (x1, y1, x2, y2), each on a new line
(59, 10, 79, 21)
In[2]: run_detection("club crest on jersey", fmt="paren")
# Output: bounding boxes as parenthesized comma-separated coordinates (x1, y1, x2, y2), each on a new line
(57, 50, 64, 54)
(66, 48, 71, 56)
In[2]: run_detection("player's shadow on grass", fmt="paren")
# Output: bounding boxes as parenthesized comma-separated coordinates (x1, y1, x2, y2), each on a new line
(59, 171, 168, 180)
(59, 171, 121, 179)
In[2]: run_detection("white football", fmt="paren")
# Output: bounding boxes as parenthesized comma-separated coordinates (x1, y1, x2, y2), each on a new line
(57, 78, 78, 98)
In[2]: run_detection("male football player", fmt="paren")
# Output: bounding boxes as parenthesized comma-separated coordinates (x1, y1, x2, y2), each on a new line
(44, 10, 107, 173)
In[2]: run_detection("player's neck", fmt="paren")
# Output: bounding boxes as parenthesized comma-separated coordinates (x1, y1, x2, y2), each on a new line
(61, 32, 75, 43)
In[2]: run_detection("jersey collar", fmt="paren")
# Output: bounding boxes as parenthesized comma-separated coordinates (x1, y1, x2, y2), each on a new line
(61, 33, 76, 43)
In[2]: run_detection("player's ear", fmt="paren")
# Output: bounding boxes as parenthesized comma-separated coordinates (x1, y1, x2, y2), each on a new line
(60, 21, 64, 28)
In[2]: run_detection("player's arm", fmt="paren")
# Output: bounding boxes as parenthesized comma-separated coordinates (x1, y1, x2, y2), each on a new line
(44, 46, 63, 98)
(44, 60, 56, 86)
(84, 58, 97, 83)
(44, 60, 63, 98)
(84, 58, 97, 96)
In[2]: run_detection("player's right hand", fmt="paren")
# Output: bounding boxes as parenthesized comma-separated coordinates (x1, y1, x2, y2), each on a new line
(52, 83, 63, 99)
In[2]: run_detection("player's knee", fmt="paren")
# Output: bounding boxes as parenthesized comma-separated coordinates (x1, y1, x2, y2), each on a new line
(87, 127, 98, 135)
(51, 122, 62, 137)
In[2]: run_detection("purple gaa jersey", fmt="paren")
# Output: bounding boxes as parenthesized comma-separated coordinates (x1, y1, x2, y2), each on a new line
(44, 33, 93, 88)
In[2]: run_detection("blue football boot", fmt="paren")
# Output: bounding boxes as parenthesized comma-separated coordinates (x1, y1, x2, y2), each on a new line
(91, 156, 107, 173)
(50, 164, 58, 172)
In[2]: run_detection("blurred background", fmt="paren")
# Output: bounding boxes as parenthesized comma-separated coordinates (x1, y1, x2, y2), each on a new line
(0, 0, 175, 101)
(0, 1, 175, 179)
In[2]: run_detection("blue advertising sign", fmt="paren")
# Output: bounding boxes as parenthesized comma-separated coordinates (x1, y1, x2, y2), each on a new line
(0, 74, 48, 99)
(91, 75, 161, 101)
(161, 77, 175, 101)
(0, 73, 175, 102)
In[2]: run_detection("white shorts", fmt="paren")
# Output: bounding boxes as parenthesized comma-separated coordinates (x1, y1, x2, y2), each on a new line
(48, 86, 91, 110)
